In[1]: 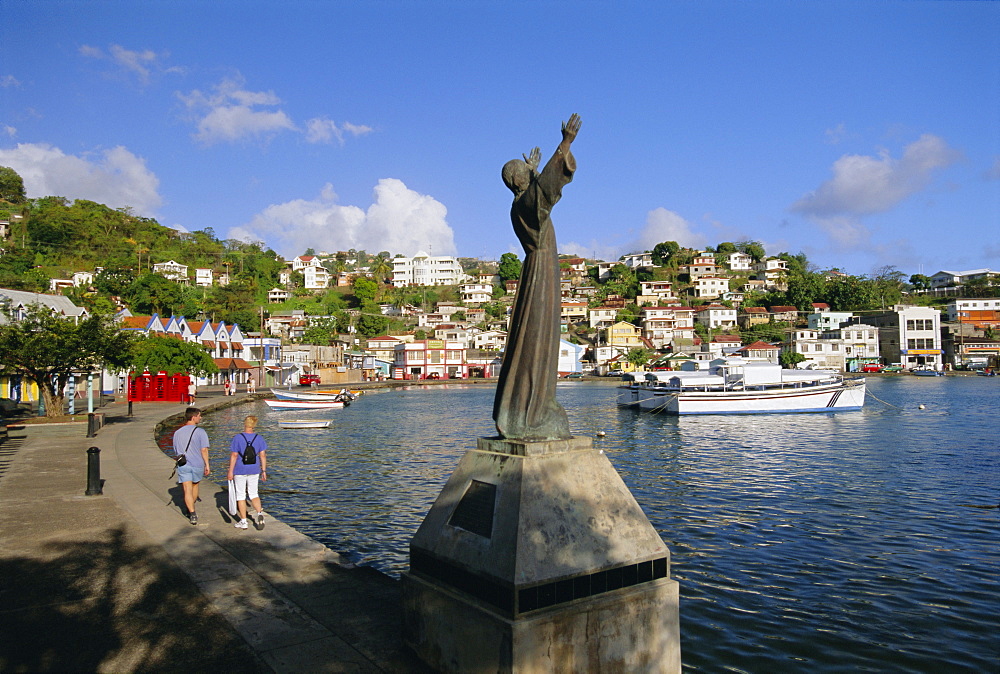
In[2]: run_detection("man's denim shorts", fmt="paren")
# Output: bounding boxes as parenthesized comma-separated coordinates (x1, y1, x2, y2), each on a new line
(176, 463, 203, 484)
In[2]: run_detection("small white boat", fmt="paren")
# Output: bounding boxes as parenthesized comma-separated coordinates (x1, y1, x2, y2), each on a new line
(270, 388, 358, 404)
(617, 357, 866, 415)
(264, 399, 344, 410)
(277, 419, 332, 429)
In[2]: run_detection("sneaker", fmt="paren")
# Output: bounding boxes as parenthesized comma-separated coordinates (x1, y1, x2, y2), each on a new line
(235, 519, 248, 530)
(189, 512, 198, 525)
(255, 511, 265, 529)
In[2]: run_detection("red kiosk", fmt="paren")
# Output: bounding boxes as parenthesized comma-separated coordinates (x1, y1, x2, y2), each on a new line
(127, 372, 191, 403)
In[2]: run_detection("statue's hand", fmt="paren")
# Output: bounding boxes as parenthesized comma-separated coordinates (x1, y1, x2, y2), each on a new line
(523, 147, 541, 170)
(562, 113, 581, 142)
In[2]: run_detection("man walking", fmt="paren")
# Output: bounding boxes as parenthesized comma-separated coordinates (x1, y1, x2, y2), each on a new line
(173, 407, 210, 524)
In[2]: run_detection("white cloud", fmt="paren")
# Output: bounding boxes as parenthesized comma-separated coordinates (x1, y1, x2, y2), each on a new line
(1, 75, 21, 88)
(179, 77, 297, 145)
(635, 207, 709, 250)
(304, 117, 374, 145)
(234, 179, 455, 259)
(0, 143, 162, 214)
(79, 44, 178, 85)
(3, 126, 15, 138)
(560, 207, 709, 262)
(986, 157, 1000, 181)
(791, 134, 962, 217)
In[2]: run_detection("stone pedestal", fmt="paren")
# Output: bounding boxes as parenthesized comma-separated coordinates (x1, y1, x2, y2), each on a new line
(402, 436, 680, 672)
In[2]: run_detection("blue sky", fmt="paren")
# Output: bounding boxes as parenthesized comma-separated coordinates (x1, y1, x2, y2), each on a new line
(2, 1, 998, 277)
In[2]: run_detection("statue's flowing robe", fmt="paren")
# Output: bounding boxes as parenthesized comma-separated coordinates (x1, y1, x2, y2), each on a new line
(492, 146, 575, 440)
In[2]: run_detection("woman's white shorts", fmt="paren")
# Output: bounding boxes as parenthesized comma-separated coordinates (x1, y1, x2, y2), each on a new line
(233, 473, 260, 500)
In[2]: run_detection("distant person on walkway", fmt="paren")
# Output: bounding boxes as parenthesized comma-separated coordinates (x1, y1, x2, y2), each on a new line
(247, 376, 256, 395)
(173, 407, 210, 525)
(227, 415, 268, 530)
(224, 378, 232, 396)
(187, 379, 197, 405)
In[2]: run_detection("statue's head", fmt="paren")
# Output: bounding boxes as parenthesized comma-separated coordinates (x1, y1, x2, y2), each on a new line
(502, 159, 531, 195)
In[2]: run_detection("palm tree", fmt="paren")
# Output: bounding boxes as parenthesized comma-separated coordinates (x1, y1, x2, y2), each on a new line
(370, 254, 393, 284)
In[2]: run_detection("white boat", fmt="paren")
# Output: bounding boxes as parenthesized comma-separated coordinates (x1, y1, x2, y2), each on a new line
(911, 368, 944, 377)
(270, 388, 358, 404)
(264, 398, 344, 410)
(617, 357, 866, 415)
(277, 419, 332, 429)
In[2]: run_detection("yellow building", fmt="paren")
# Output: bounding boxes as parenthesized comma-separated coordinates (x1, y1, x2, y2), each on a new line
(604, 321, 644, 349)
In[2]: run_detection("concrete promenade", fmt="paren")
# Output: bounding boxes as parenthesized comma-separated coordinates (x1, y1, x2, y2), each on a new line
(0, 388, 431, 673)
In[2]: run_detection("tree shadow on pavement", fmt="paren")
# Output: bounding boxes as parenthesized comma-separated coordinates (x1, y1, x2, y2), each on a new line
(0, 527, 268, 673)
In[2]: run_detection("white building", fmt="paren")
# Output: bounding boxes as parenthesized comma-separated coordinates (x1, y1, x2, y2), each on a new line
(945, 298, 1000, 322)
(694, 304, 737, 330)
(393, 339, 468, 379)
(786, 323, 880, 371)
(854, 305, 943, 370)
(558, 339, 587, 375)
(693, 276, 729, 299)
(929, 268, 999, 289)
(303, 266, 331, 289)
(806, 311, 854, 331)
(291, 255, 324, 271)
(391, 252, 467, 287)
(194, 268, 214, 287)
(727, 252, 753, 271)
(640, 306, 696, 350)
(460, 281, 494, 304)
(152, 260, 188, 281)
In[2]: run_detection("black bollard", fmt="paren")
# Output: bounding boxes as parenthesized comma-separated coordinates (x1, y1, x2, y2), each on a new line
(128, 400, 133, 417)
(85, 446, 102, 495)
(87, 412, 98, 438)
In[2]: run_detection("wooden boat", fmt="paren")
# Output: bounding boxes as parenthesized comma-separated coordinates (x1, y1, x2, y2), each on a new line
(264, 398, 344, 410)
(617, 357, 866, 415)
(277, 419, 332, 429)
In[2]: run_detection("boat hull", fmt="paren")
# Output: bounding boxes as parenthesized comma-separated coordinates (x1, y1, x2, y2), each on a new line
(264, 399, 344, 410)
(617, 380, 866, 415)
(277, 420, 332, 428)
(270, 388, 356, 402)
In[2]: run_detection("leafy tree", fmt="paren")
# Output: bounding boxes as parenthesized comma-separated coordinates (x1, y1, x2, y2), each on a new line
(784, 270, 826, 311)
(128, 335, 219, 377)
(0, 305, 136, 417)
(0, 248, 49, 291)
(94, 266, 137, 296)
(301, 317, 339, 345)
(626, 347, 652, 369)
(871, 265, 905, 309)
(369, 254, 394, 284)
(498, 252, 522, 282)
(353, 276, 379, 304)
(737, 240, 766, 262)
(124, 273, 198, 316)
(908, 274, 932, 291)
(779, 350, 806, 368)
(651, 240, 680, 265)
(355, 301, 389, 337)
(0, 166, 26, 204)
(617, 303, 641, 326)
(743, 321, 792, 343)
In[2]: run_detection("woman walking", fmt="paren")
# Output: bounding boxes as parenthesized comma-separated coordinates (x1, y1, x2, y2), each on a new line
(226, 415, 268, 530)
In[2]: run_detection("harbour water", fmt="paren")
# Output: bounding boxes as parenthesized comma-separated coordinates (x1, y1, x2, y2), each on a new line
(168, 377, 998, 671)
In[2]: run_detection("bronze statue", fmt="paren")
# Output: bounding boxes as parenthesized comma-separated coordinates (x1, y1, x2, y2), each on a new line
(493, 114, 581, 441)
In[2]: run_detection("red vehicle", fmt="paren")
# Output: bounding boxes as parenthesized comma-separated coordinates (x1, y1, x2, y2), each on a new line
(861, 364, 884, 373)
(299, 373, 321, 386)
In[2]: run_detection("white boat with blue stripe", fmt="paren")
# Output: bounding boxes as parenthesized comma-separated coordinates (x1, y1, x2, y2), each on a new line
(617, 357, 866, 415)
